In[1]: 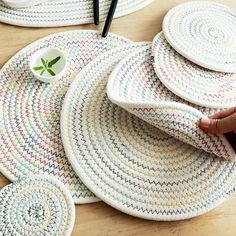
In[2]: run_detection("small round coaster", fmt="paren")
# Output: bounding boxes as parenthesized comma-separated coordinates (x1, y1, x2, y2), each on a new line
(61, 43, 236, 221)
(0, 30, 130, 203)
(0, 0, 152, 27)
(152, 32, 236, 108)
(0, 175, 75, 236)
(163, 1, 236, 73)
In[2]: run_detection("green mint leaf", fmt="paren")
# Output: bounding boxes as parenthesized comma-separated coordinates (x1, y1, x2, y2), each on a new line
(48, 56, 61, 68)
(41, 58, 47, 68)
(33, 66, 43, 71)
(47, 69, 56, 76)
(40, 69, 45, 76)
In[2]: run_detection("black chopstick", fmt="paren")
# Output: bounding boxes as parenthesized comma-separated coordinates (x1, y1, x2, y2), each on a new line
(93, 0, 99, 25)
(102, 0, 118, 37)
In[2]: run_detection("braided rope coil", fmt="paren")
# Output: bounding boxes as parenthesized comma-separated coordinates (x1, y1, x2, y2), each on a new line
(0, 30, 130, 203)
(163, 1, 236, 73)
(0, 175, 75, 236)
(152, 32, 236, 109)
(61, 43, 236, 221)
(0, 0, 153, 27)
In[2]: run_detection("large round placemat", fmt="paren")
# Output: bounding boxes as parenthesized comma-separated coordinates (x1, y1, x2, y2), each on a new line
(0, 175, 75, 236)
(0, 30, 130, 203)
(152, 32, 236, 108)
(163, 1, 236, 73)
(0, 0, 152, 27)
(61, 43, 236, 221)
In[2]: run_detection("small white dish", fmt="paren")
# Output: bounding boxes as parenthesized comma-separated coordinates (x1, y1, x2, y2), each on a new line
(30, 48, 66, 84)
(2, 0, 50, 8)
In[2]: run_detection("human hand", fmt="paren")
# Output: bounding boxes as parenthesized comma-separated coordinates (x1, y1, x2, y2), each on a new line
(199, 107, 236, 134)
(199, 107, 236, 152)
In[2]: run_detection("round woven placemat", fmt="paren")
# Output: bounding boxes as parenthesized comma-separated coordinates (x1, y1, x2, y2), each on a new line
(0, 175, 75, 236)
(0, 30, 130, 203)
(0, 0, 152, 27)
(163, 1, 236, 73)
(61, 43, 236, 221)
(108, 44, 236, 161)
(152, 32, 236, 108)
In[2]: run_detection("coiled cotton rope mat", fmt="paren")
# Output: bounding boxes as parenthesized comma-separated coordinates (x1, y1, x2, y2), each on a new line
(0, 30, 130, 203)
(0, 0, 153, 27)
(61, 43, 236, 220)
(0, 175, 75, 236)
(108, 44, 236, 161)
(152, 32, 236, 108)
(163, 1, 236, 73)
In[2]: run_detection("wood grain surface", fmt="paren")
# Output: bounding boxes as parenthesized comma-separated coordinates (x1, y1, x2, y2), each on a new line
(1, 1, 236, 235)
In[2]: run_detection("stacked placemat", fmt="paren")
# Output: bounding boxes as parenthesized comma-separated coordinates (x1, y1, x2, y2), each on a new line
(1, 1, 236, 231)
(0, 0, 153, 27)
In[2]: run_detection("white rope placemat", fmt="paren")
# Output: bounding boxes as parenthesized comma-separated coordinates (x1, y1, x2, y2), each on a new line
(0, 30, 130, 204)
(107, 44, 236, 161)
(152, 32, 236, 108)
(163, 1, 236, 73)
(0, 175, 75, 236)
(61, 43, 236, 221)
(0, 0, 153, 27)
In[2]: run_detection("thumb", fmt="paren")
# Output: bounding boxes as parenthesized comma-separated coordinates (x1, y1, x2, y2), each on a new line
(199, 113, 236, 134)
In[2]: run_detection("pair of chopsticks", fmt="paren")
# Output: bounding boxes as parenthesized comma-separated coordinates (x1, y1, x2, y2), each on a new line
(93, 0, 118, 38)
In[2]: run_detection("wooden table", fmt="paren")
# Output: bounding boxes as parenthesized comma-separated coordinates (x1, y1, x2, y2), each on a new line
(1, 1, 236, 235)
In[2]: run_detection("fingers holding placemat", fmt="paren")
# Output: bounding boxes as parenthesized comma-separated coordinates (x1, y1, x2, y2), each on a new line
(61, 43, 236, 221)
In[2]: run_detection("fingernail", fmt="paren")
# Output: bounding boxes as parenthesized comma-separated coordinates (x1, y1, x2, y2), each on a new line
(200, 118, 211, 128)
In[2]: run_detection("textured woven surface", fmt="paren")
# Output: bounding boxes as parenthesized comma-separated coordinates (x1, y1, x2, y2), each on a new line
(152, 32, 236, 108)
(0, 30, 130, 203)
(2, 0, 50, 8)
(61, 43, 236, 221)
(0, 175, 75, 236)
(163, 1, 236, 73)
(107, 44, 236, 161)
(0, 0, 152, 27)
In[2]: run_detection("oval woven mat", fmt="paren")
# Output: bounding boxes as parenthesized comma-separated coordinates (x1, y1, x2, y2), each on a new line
(0, 0, 152, 27)
(0, 30, 130, 203)
(108, 44, 235, 161)
(61, 43, 236, 221)
(0, 175, 75, 236)
(163, 1, 236, 73)
(152, 32, 236, 108)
